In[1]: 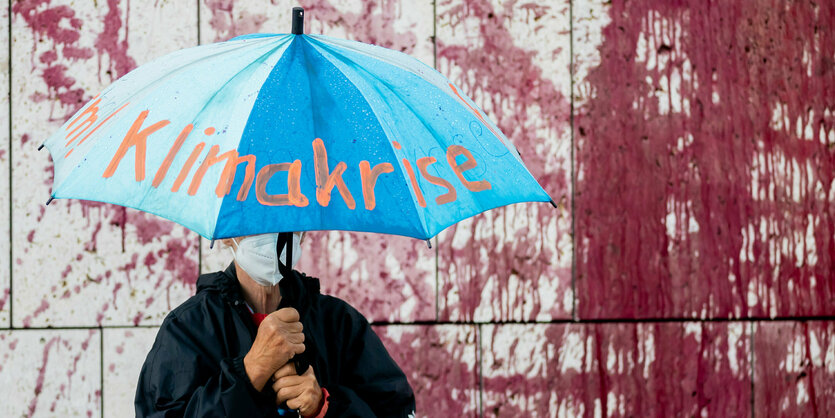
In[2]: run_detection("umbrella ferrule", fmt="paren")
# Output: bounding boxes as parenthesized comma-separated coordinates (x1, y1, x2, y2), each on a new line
(291, 7, 304, 35)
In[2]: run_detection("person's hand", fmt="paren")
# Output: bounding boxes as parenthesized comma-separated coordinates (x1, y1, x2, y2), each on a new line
(243, 308, 305, 391)
(272, 363, 323, 416)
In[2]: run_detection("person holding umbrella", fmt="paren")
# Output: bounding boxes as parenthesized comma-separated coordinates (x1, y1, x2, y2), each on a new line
(39, 7, 553, 418)
(134, 231, 416, 417)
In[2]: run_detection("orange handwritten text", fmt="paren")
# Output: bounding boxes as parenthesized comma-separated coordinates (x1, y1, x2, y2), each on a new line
(188, 145, 256, 200)
(417, 157, 457, 205)
(359, 161, 394, 210)
(103, 110, 170, 181)
(447, 145, 492, 192)
(171, 142, 205, 193)
(100, 110, 496, 210)
(65, 96, 101, 148)
(313, 138, 356, 209)
(64, 99, 129, 158)
(402, 158, 426, 207)
(255, 161, 309, 207)
(153, 124, 193, 188)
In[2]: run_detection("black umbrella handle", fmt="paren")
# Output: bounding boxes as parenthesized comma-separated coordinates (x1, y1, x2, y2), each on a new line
(276, 232, 310, 377)
(292, 7, 304, 35)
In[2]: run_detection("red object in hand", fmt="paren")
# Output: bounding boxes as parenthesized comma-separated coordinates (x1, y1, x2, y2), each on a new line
(303, 387, 329, 418)
(251, 312, 268, 327)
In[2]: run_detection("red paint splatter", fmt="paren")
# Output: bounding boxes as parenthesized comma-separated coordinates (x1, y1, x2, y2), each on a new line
(60, 264, 72, 279)
(95, 0, 137, 80)
(478, 323, 750, 416)
(203, 0, 269, 42)
(436, 0, 571, 321)
(755, 321, 834, 416)
(21, 299, 51, 327)
(297, 0, 419, 52)
(12, 0, 93, 114)
(374, 325, 480, 415)
(575, 0, 835, 318)
(28, 336, 60, 416)
(14, 0, 199, 328)
(127, 210, 175, 246)
(299, 232, 435, 322)
(0, 288, 9, 313)
(111, 282, 123, 310)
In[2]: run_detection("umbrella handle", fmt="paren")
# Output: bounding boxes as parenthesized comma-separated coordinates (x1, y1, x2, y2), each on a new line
(292, 7, 304, 35)
(274, 351, 308, 417)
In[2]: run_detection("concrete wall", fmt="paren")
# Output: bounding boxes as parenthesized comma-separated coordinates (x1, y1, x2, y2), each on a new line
(0, 0, 832, 416)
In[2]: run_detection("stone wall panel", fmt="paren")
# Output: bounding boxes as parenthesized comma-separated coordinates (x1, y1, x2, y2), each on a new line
(10, 0, 199, 328)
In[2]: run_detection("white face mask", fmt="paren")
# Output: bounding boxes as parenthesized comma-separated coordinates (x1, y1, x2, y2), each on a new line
(229, 233, 303, 287)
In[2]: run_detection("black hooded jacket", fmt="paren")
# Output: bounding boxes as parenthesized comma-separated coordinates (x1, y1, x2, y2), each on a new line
(135, 264, 415, 417)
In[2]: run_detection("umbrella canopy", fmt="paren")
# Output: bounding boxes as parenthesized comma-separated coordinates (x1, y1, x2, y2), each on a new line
(43, 11, 552, 241)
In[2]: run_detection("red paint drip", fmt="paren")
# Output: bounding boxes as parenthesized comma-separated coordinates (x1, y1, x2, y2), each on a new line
(204, 0, 269, 41)
(28, 336, 60, 416)
(12, 1, 93, 112)
(16, 0, 199, 328)
(94, 0, 137, 81)
(374, 325, 479, 415)
(436, 0, 571, 321)
(575, 0, 835, 319)
(0, 288, 9, 312)
(297, 0, 418, 53)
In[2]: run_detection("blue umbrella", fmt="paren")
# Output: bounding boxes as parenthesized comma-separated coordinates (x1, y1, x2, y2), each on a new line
(42, 8, 553, 241)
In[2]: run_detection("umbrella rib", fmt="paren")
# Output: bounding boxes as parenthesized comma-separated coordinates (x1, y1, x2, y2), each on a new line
(298, 39, 328, 226)
(304, 39, 432, 238)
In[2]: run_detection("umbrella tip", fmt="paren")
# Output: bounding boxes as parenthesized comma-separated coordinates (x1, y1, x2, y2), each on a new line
(292, 7, 304, 35)
(46, 196, 54, 206)
(549, 199, 558, 208)
(210, 239, 215, 249)
(425, 239, 432, 249)
(38, 144, 44, 151)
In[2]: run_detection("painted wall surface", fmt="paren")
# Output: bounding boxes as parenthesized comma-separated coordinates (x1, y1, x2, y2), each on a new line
(0, 0, 832, 417)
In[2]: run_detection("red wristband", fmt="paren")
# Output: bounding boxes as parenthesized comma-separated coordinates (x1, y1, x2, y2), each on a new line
(303, 387, 329, 418)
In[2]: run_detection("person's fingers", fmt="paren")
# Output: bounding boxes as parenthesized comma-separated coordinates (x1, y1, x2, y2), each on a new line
(276, 367, 312, 387)
(275, 307, 300, 323)
(283, 321, 303, 333)
(275, 383, 305, 404)
(271, 376, 297, 396)
(275, 374, 305, 389)
(286, 392, 315, 413)
(272, 363, 296, 381)
(262, 317, 302, 334)
(292, 342, 306, 355)
(286, 332, 305, 345)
